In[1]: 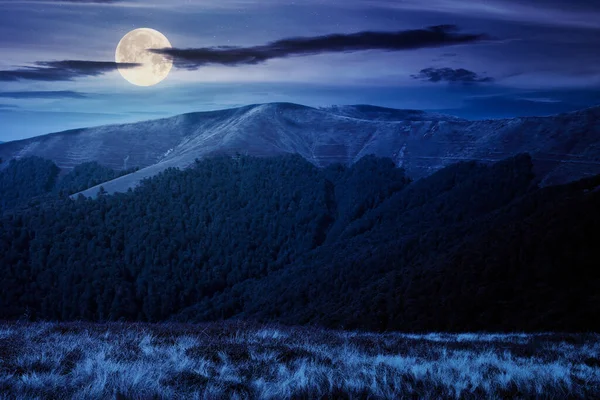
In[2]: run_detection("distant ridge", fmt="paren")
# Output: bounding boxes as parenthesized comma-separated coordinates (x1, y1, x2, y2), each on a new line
(1, 102, 599, 197)
(319, 104, 466, 122)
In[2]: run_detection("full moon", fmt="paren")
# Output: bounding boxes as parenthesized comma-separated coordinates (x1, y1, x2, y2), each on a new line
(115, 28, 173, 87)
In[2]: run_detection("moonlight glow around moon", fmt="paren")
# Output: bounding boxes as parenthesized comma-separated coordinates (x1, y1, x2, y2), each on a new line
(115, 28, 173, 87)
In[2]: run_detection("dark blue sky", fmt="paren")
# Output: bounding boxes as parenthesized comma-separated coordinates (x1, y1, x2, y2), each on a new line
(1, 0, 599, 140)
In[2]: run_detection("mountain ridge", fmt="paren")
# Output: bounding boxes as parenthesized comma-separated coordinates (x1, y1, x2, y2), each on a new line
(1, 102, 599, 197)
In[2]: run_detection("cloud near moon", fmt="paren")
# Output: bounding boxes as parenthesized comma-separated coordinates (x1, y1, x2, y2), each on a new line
(0, 60, 140, 82)
(149, 25, 491, 69)
(115, 28, 173, 87)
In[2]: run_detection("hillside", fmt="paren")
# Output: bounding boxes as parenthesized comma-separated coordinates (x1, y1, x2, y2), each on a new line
(1, 153, 599, 332)
(1, 103, 599, 197)
(0, 157, 139, 213)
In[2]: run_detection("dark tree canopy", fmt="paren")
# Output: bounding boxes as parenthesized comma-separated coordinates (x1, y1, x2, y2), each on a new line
(0, 156, 59, 212)
(1, 153, 599, 332)
(54, 161, 139, 196)
(0, 157, 139, 212)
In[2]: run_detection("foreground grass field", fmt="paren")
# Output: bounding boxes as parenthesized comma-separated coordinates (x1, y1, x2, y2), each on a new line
(0, 321, 599, 399)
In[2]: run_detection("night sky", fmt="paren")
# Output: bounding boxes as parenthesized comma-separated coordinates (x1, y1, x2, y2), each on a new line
(1, 0, 599, 141)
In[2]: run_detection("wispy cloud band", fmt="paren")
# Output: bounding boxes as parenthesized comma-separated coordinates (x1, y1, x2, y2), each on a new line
(0, 60, 139, 82)
(151, 25, 490, 69)
(0, 90, 88, 98)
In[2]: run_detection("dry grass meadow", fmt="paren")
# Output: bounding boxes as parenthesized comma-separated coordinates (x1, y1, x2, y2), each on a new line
(0, 321, 599, 399)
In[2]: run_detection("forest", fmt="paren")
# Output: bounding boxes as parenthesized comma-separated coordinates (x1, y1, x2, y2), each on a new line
(0, 153, 598, 332)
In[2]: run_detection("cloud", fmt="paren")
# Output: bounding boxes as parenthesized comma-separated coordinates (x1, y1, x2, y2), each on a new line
(5, 0, 125, 3)
(0, 60, 140, 82)
(52, 0, 122, 2)
(412, 67, 494, 84)
(517, 97, 562, 103)
(0, 90, 88, 99)
(0, 0, 159, 9)
(369, 0, 600, 29)
(150, 25, 490, 69)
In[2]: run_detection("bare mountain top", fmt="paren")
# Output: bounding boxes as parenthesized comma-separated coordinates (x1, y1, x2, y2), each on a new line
(1, 102, 599, 197)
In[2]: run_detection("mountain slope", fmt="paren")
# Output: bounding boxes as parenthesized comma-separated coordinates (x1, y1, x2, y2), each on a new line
(2, 153, 599, 332)
(1, 102, 599, 196)
(171, 154, 600, 332)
